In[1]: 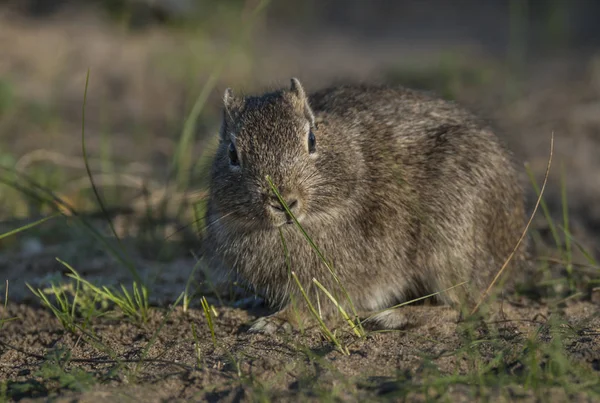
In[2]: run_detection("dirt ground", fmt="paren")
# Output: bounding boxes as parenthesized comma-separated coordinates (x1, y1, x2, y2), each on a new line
(1, 298, 599, 402)
(1, 3, 600, 402)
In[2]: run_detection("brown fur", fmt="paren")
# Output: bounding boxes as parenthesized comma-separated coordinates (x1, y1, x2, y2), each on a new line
(201, 78, 529, 332)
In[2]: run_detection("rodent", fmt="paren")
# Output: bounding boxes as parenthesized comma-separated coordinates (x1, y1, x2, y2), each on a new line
(201, 78, 529, 333)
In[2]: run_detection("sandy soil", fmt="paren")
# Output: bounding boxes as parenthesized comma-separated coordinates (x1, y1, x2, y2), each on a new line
(1, 298, 599, 402)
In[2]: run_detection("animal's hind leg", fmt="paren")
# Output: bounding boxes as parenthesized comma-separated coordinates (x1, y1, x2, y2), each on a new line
(362, 304, 459, 330)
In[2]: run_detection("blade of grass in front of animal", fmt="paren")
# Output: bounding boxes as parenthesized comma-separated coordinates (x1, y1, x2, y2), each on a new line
(363, 281, 468, 322)
(313, 278, 364, 337)
(278, 227, 305, 334)
(291, 272, 348, 355)
(267, 175, 365, 337)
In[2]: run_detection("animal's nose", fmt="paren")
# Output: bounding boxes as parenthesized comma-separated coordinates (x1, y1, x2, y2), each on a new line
(286, 199, 298, 211)
(269, 195, 300, 217)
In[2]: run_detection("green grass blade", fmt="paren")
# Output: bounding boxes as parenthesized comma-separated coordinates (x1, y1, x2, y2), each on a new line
(0, 213, 59, 241)
(291, 272, 348, 355)
(190, 323, 202, 369)
(183, 259, 203, 313)
(278, 227, 305, 334)
(59, 259, 145, 322)
(80, 69, 142, 285)
(3, 280, 7, 310)
(267, 175, 364, 337)
(558, 224, 599, 267)
(312, 278, 363, 337)
(560, 163, 574, 290)
(365, 281, 468, 321)
(201, 296, 217, 349)
(173, 0, 271, 191)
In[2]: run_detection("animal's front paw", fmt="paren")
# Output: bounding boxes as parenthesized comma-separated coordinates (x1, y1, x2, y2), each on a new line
(232, 296, 265, 309)
(248, 315, 292, 335)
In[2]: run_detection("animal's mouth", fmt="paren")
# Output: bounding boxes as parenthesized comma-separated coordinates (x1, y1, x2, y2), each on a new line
(272, 214, 304, 228)
(266, 194, 304, 228)
(273, 219, 294, 228)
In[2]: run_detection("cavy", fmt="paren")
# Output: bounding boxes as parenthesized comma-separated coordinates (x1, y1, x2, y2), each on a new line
(201, 78, 528, 333)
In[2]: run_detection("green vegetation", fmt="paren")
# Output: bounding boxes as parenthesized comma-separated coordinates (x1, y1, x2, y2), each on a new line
(0, 281, 16, 329)
(6, 347, 97, 400)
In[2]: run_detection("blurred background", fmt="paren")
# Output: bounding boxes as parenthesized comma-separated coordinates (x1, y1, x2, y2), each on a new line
(1, 0, 599, 302)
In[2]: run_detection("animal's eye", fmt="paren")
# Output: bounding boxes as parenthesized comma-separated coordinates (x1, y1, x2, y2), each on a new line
(308, 130, 316, 154)
(228, 142, 239, 166)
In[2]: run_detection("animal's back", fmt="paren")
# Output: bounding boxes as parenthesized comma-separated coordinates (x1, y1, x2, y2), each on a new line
(308, 84, 529, 305)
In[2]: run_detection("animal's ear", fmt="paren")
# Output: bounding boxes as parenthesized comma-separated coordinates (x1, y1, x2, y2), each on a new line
(223, 88, 235, 111)
(220, 87, 242, 142)
(289, 77, 315, 127)
(290, 78, 307, 100)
